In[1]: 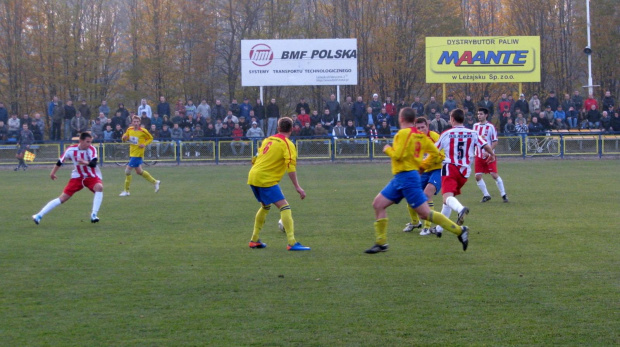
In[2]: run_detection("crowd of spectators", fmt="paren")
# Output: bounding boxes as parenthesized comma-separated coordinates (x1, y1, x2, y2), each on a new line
(1, 90, 619, 148)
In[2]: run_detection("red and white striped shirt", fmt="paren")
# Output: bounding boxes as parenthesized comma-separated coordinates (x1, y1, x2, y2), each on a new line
(473, 122, 497, 158)
(60, 144, 102, 179)
(436, 126, 487, 177)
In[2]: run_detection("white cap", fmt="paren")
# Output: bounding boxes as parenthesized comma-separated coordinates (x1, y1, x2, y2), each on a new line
(373, 93, 378, 97)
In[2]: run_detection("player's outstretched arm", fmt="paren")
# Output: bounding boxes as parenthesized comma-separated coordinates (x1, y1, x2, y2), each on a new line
(483, 144, 496, 163)
(50, 162, 62, 180)
(288, 171, 306, 200)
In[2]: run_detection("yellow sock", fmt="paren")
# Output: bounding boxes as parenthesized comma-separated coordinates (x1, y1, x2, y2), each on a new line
(251, 205, 270, 242)
(280, 205, 296, 246)
(423, 202, 434, 229)
(124, 174, 132, 191)
(428, 211, 462, 236)
(374, 218, 388, 245)
(407, 205, 419, 225)
(140, 170, 157, 184)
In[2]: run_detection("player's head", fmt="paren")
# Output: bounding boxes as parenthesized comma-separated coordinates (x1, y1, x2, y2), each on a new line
(78, 132, 93, 148)
(398, 107, 416, 124)
(277, 117, 293, 134)
(477, 107, 489, 122)
(450, 108, 465, 125)
(415, 117, 429, 133)
(131, 115, 141, 127)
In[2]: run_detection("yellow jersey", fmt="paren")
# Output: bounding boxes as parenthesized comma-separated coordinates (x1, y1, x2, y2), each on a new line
(122, 126, 153, 158)
(420, 130, 444, 172)
(384, 127, 442, 175)
(248, 134, 297, 187)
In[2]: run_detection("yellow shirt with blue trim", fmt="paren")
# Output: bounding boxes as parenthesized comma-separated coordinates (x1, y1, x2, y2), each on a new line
(384, 127, 442, 175)
(122, 126, 153, 158)
(420, 130, 444, 172)
(248, 134, 297, 187)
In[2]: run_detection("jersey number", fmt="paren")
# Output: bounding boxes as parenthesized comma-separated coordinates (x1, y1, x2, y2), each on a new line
(457, 141, 465, 160)
(262, 141, 273, 154)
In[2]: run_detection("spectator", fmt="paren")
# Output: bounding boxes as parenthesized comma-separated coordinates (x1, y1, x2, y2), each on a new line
(369, 93, 382, 117)
(325, 93, 341, 122)
(321, 109, 335, 131)
(528, 94, 541, 116)
(91, 117, 105, 142)
(20, 114, 31, 129)
(440, 107, 451, 122)
(46, 96, 58, 124)
(64, 100, 77, 140)
(116, 103, 130, 121)
(443, 94, 457, 111)
(571, 90, 584, 113)
(110, 111, 125, 130)
(295, 97, 310, 115)
(203, 123, 216, 138)
(0, 120, 7, 141)
(478, 94, 495, 116)
(464, 113, 475, 129)
(170, 123, 184, 140)
(15, 123, 34, 170)
(140, 111, 151, 129)
(228, 98, 239, 117)
(539, 106, 554, 130)
(214, 118, 223, 134)
(246, 121, 264, 138)
(313, 123, 329, 137)
(515, 117, 528, 134)
(196, 99, 211, 120)
(498, 93, 511, 115)
(212, 99, 226, 120)
(32, 113, 45, 136)
(610, 112, 620, 132)
(352, 96, 366, 127)
(223, 111, 238, 128)
(566, 106, 578, 129)
(384, 96, 396, 123)
(430, 112, 449, 133)
(378, 120, 391, 138)
(79, 99, 91, 120)
(266, 98, 280, 136)
(410, 96, 425, 118)
(462, 95, 475, 114)
(602, 91, 615, 111)
(297, 108, 311, 128)
(71, 111, 88, 136)
(552, 118, 567, 130)
(309, 110, 321, 127)
(182, 126, 193, 157)
(238, 116, 250, 133)
(499, 108, 512, 132)
(171, 110, 183, 125)
(137, 98, 152, 119)
(95, 111, 108, 126)
(151, 113, 163, 130)
(425, 96, 441, 117)
(299, 122, 314, 137)
(528, 116, 544, 134)
(184, 99, 196, 118)
(112, 123, 124, 141)
(544, 91, 559, 111)
(194, 113, 206, 129)
(291, 123, 301, 137)
(157, 124, 172, 156)
(175, 98, 186, 117)
(49, 98, 63, 141)
(585, 104, 601, 129)
(341, 96, 354, 124)
(363, 106, 376, 129)
(192, 123, 204, 140)
(514, 93, 530, 116)
(396, 98, 408, 125)
(504, 117, 516, 134)
(181, 114, 195, 130)
(8, 114, 21, 138)
(239, 98, 252, 121)
(157, 96, 170, 118)
(600, 111, 611, 132)
(376, 107, 390, 126)
(344, 119, 357, 138)
(554, 105, 566, 126)
(30, 119, 43, 143)
(162, 115, 173, 129)
(253, 98, 266, 131)
(103, 124, 114, 142)
(218, 122, 231, 138)
(98, 100, 110, 117)
(584, 93, 598, 113)
(331, 120, 345, 139)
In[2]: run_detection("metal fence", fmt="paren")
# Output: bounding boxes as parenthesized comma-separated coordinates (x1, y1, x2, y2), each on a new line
(0, 132, 617, 166)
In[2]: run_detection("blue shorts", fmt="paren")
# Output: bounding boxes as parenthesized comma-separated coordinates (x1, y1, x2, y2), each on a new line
(420, 169, 442, 195)
(250, 185, 285, 206)
(380, 171, 427, 208)
(127, 157, 143, 168)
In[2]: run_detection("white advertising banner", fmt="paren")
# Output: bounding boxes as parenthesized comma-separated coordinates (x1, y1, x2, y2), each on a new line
(241, 39, 358, 86)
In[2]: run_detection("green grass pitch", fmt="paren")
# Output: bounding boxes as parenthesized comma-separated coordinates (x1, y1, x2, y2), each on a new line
(1, 160, 619, 345)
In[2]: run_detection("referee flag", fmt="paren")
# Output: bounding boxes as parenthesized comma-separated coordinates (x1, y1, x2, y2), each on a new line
(23, 150, 36, 162)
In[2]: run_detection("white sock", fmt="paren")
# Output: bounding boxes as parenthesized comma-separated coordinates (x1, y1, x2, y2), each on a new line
(477, 178, 490, 196)
(495, 176, 506, 196)
(38, 198, 62, 217)
(446, 196, 464, 214)
(92, 192, 103, 215)
(436, 204, 452, 233)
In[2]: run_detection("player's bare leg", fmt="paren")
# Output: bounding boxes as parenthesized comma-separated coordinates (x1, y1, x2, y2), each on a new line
(33, 193, 71, 225)
(366, 193, 393, 253)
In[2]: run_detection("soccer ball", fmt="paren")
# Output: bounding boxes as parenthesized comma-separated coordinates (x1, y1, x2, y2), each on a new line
(278, 219, 285, 232)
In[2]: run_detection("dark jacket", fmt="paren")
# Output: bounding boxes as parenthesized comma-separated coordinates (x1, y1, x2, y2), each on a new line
(64, 104, 76, 120)
(544, 96, 559, 111)
(266, 103, 280, 118)
(78, 104, 91, 120)
(157, 102, 171, 117)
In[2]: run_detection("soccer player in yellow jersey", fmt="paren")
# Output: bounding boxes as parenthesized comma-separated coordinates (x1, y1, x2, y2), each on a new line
(247, 117, 310, 251)
(403, 117, 444, 236)
(119, 116, 160, 196)
(365, 108, 469, 254)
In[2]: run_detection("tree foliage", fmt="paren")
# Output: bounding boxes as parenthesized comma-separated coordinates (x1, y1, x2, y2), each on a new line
(0, 0, 617, 114)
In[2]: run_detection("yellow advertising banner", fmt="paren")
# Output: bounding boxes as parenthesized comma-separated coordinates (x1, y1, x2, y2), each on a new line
(426, 36, 541, 83)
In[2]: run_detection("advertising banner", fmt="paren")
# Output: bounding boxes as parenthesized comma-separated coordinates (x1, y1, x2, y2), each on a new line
(426, 36, 541, 83)
(241, 39, 358, 86)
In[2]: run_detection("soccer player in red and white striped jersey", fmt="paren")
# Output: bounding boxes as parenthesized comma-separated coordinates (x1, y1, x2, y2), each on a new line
(473, 107, 508, 203)
(434, 109, 495, 235)
(32, 132, 104, 225)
